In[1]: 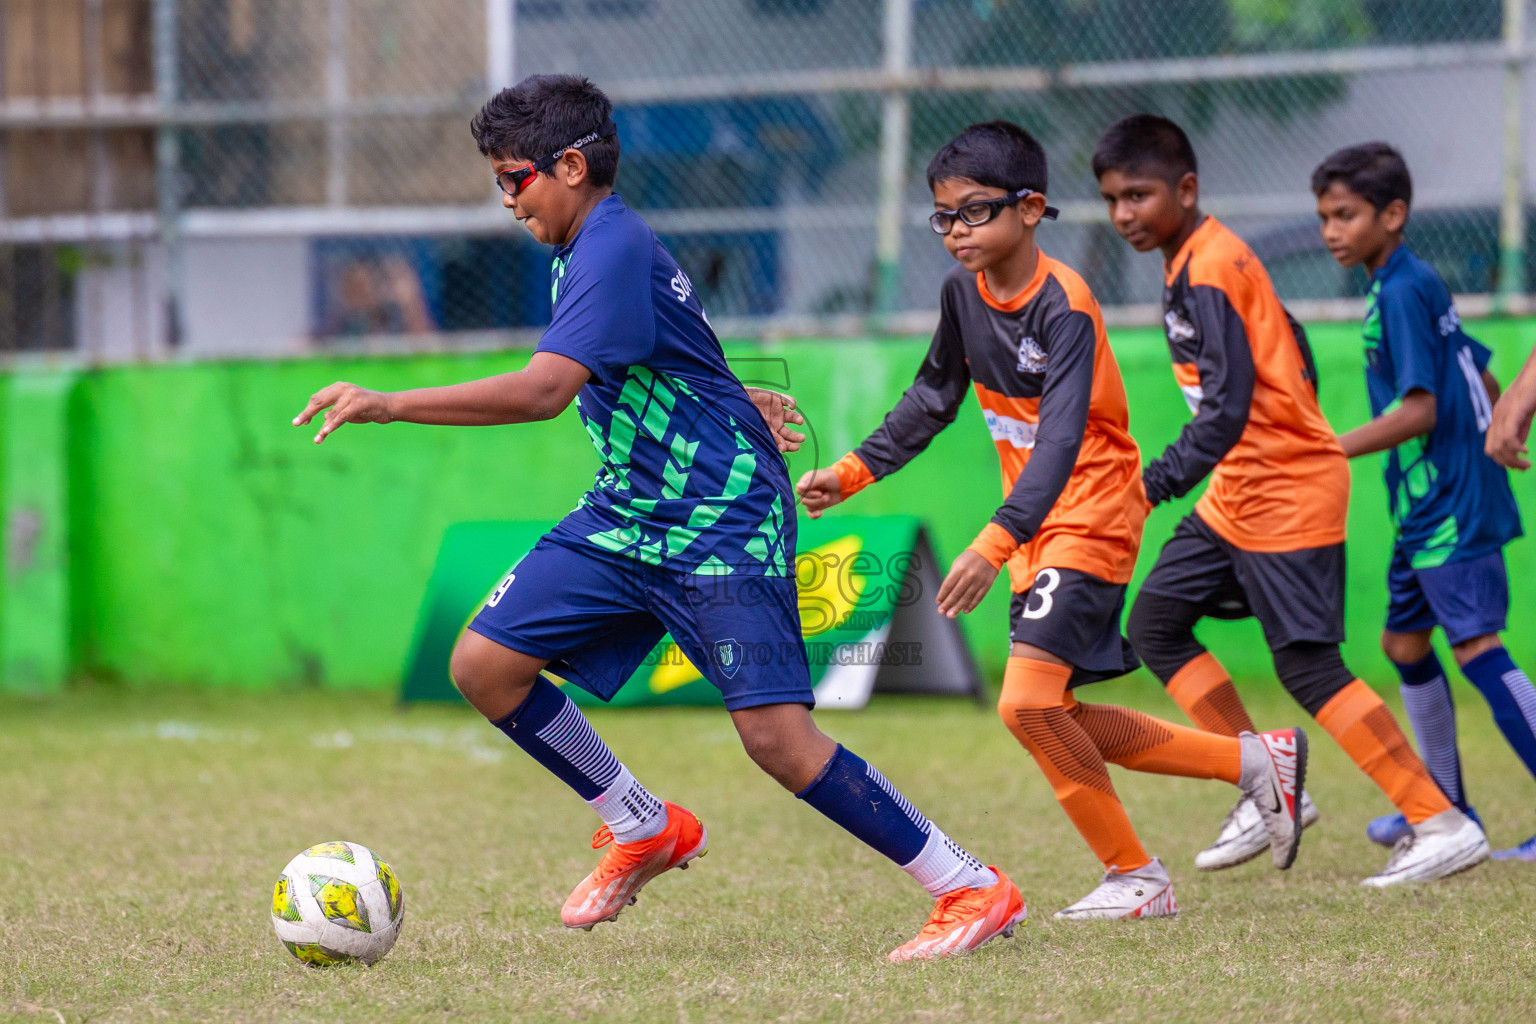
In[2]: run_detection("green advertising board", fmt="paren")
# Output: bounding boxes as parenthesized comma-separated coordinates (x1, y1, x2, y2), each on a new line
(400, 515, 982, 709)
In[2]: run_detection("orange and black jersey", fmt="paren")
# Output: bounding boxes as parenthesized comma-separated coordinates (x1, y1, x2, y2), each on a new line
(837, 253, 1145, 588)
(1150, 217, 1349, 553)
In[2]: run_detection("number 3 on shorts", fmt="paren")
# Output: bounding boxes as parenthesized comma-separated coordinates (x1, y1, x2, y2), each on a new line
(1022, 567, 1061, 620)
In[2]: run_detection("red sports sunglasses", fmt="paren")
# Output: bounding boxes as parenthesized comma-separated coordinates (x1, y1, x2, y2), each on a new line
(496, 118, 617, 197)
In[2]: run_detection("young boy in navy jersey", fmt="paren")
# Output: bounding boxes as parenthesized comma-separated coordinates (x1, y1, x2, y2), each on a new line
(799, 121, 1309, 920)
(293, 74, 1025, 961)
(1315, 141, 1536, 860)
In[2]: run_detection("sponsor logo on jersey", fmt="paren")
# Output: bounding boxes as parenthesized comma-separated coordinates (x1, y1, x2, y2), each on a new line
(1180, 384, 1204, 415)
(1438, 304, 1462, 337)
(671, 269, 694, 303)
(983, 408, 1039, 449)
(1016, 335, 1048, 373)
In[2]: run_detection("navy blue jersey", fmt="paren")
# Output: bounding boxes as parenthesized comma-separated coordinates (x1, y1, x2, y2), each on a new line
(1363, 244, 1521, 567)
(535, 195, 793, 576)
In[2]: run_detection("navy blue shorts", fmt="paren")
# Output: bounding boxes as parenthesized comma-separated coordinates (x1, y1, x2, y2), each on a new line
(467, 536, 815, 711)
(1386, 547, 1509, 646)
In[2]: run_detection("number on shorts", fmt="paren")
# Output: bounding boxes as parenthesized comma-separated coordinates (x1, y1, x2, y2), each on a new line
(1022, 568, 1061, 620)
(486, 571, 516, 608)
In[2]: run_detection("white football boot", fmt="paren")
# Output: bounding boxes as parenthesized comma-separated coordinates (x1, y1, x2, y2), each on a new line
(1360, 808, 1490, 887)
(1195, 791, 1320, 871)
(1054, 857, 1178, 920)
(1231, 728, 1310, 869)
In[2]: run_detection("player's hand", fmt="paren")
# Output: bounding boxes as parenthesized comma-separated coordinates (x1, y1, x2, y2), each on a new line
(1485, 394, 1534, 470)
(935, 550, 998, 619)
(293, 382, 393, 444)
(796, 469, 843, 518)
(746, 387, 807, 453)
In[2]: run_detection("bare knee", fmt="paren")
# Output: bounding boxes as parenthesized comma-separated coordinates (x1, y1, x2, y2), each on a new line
(730, 703, 835, 791)
(1451, 633, 1502, 666)
(1381, 629, 1433, 666)
(449, 631, 544, 720)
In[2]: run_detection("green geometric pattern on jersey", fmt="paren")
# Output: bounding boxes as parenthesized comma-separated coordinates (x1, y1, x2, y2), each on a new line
(1369, 291, 1459, 570)
(577, 365, 789, 575)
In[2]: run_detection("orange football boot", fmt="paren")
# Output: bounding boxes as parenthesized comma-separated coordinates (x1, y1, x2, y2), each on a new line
(887, 866, 1027, 962)
(561, 801, 708, 929)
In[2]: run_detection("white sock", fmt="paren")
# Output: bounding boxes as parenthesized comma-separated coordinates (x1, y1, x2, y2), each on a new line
(1237, 731, 1264, 791)
(586, 764, 667, 844)
(901, 827, 998, 897)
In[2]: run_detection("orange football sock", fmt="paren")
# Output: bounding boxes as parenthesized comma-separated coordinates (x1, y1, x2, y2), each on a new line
(1315, 680, 1452, 825)
(1165, 653, 1257, 737)
(998, 657, 1151, 872)
(1066, 695, 1242, 784)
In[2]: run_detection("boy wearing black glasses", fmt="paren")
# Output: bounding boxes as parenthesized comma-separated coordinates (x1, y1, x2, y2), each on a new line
(294, 74, 1025, 962)
(799, 120, 1308, 920)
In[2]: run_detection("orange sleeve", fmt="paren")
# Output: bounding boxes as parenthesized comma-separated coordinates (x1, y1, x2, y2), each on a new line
(967, 522, 1020, 570)
(830, 452, 877, 499)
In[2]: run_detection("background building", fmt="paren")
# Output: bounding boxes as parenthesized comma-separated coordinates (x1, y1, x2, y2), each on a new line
(0, 0, 1531, 358)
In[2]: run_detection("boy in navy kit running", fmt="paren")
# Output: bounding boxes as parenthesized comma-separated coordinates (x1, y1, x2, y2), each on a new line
(1314, 141, 1536, 860)
(293, 75, 1024, 961)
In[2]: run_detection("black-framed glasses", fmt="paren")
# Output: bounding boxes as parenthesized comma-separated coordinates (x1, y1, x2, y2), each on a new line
(928, 188, 1060, 234)
(495, 118, 618, 197)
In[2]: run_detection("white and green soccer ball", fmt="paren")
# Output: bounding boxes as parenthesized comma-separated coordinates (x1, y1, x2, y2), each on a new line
(271, 841, 404, 966)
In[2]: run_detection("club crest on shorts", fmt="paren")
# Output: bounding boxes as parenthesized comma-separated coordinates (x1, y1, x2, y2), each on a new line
(714, 638, 744, 679)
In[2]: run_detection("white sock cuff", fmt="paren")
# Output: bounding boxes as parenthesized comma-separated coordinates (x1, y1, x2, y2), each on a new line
(586, 763, 666, 844)
(901, 827, 997, 897)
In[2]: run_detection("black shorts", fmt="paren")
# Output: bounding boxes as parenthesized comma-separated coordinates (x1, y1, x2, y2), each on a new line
(1009, 567, 1141, 687)
(1138, 512, 1345, 650)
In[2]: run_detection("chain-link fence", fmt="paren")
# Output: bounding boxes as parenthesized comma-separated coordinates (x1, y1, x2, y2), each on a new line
(0, 0, 1531, 356)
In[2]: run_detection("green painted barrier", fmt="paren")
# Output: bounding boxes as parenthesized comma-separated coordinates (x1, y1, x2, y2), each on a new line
(400, 515, 982, 708)
(1, 367, 77, 694)
(3, 315, 1536, 693)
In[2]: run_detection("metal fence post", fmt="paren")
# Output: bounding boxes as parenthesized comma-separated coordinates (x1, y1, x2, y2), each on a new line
(487, 0, 515, 94)
(326, 0, 349, 208)
(152, 0, 183, 349)
(873, 0, 913, 319)
(1499, 0, 1527, 307)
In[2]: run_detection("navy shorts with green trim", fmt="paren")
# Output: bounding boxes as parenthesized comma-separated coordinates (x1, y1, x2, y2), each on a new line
(1009, 567, 1141, 687)
(1138, 512, 1346, 650)
(1386, 547, 1509, 646)
(468, 536, 815, 711)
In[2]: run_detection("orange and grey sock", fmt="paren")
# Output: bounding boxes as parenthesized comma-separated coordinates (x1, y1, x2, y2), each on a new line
(1165, 653, 1257, 737)
(1066, 696, 1242, 784)
(998, 657, 1151, 872)
(1315, 680, 1452, 825)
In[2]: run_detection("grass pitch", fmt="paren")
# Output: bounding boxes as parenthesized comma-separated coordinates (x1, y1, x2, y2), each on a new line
(3, 679, 1535, 1024)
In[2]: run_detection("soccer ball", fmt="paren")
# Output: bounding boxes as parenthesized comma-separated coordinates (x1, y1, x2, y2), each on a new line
(270, 841, 404, 966)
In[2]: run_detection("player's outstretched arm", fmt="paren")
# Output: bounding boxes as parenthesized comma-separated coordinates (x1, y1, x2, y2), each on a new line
(1488, 352, 1536, 470)
(1337, 388, 1435, 459)
(795, 469, 843, 518)
(935, 550, 997, 619)
(292, 351, 591, 444)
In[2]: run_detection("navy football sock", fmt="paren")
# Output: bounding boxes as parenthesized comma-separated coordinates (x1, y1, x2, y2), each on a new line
(491, 675, 622, 800)
(797, 745, 996, 896)
(1394, 652, 1470, 812)
(1462, 647, 1536, 782)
